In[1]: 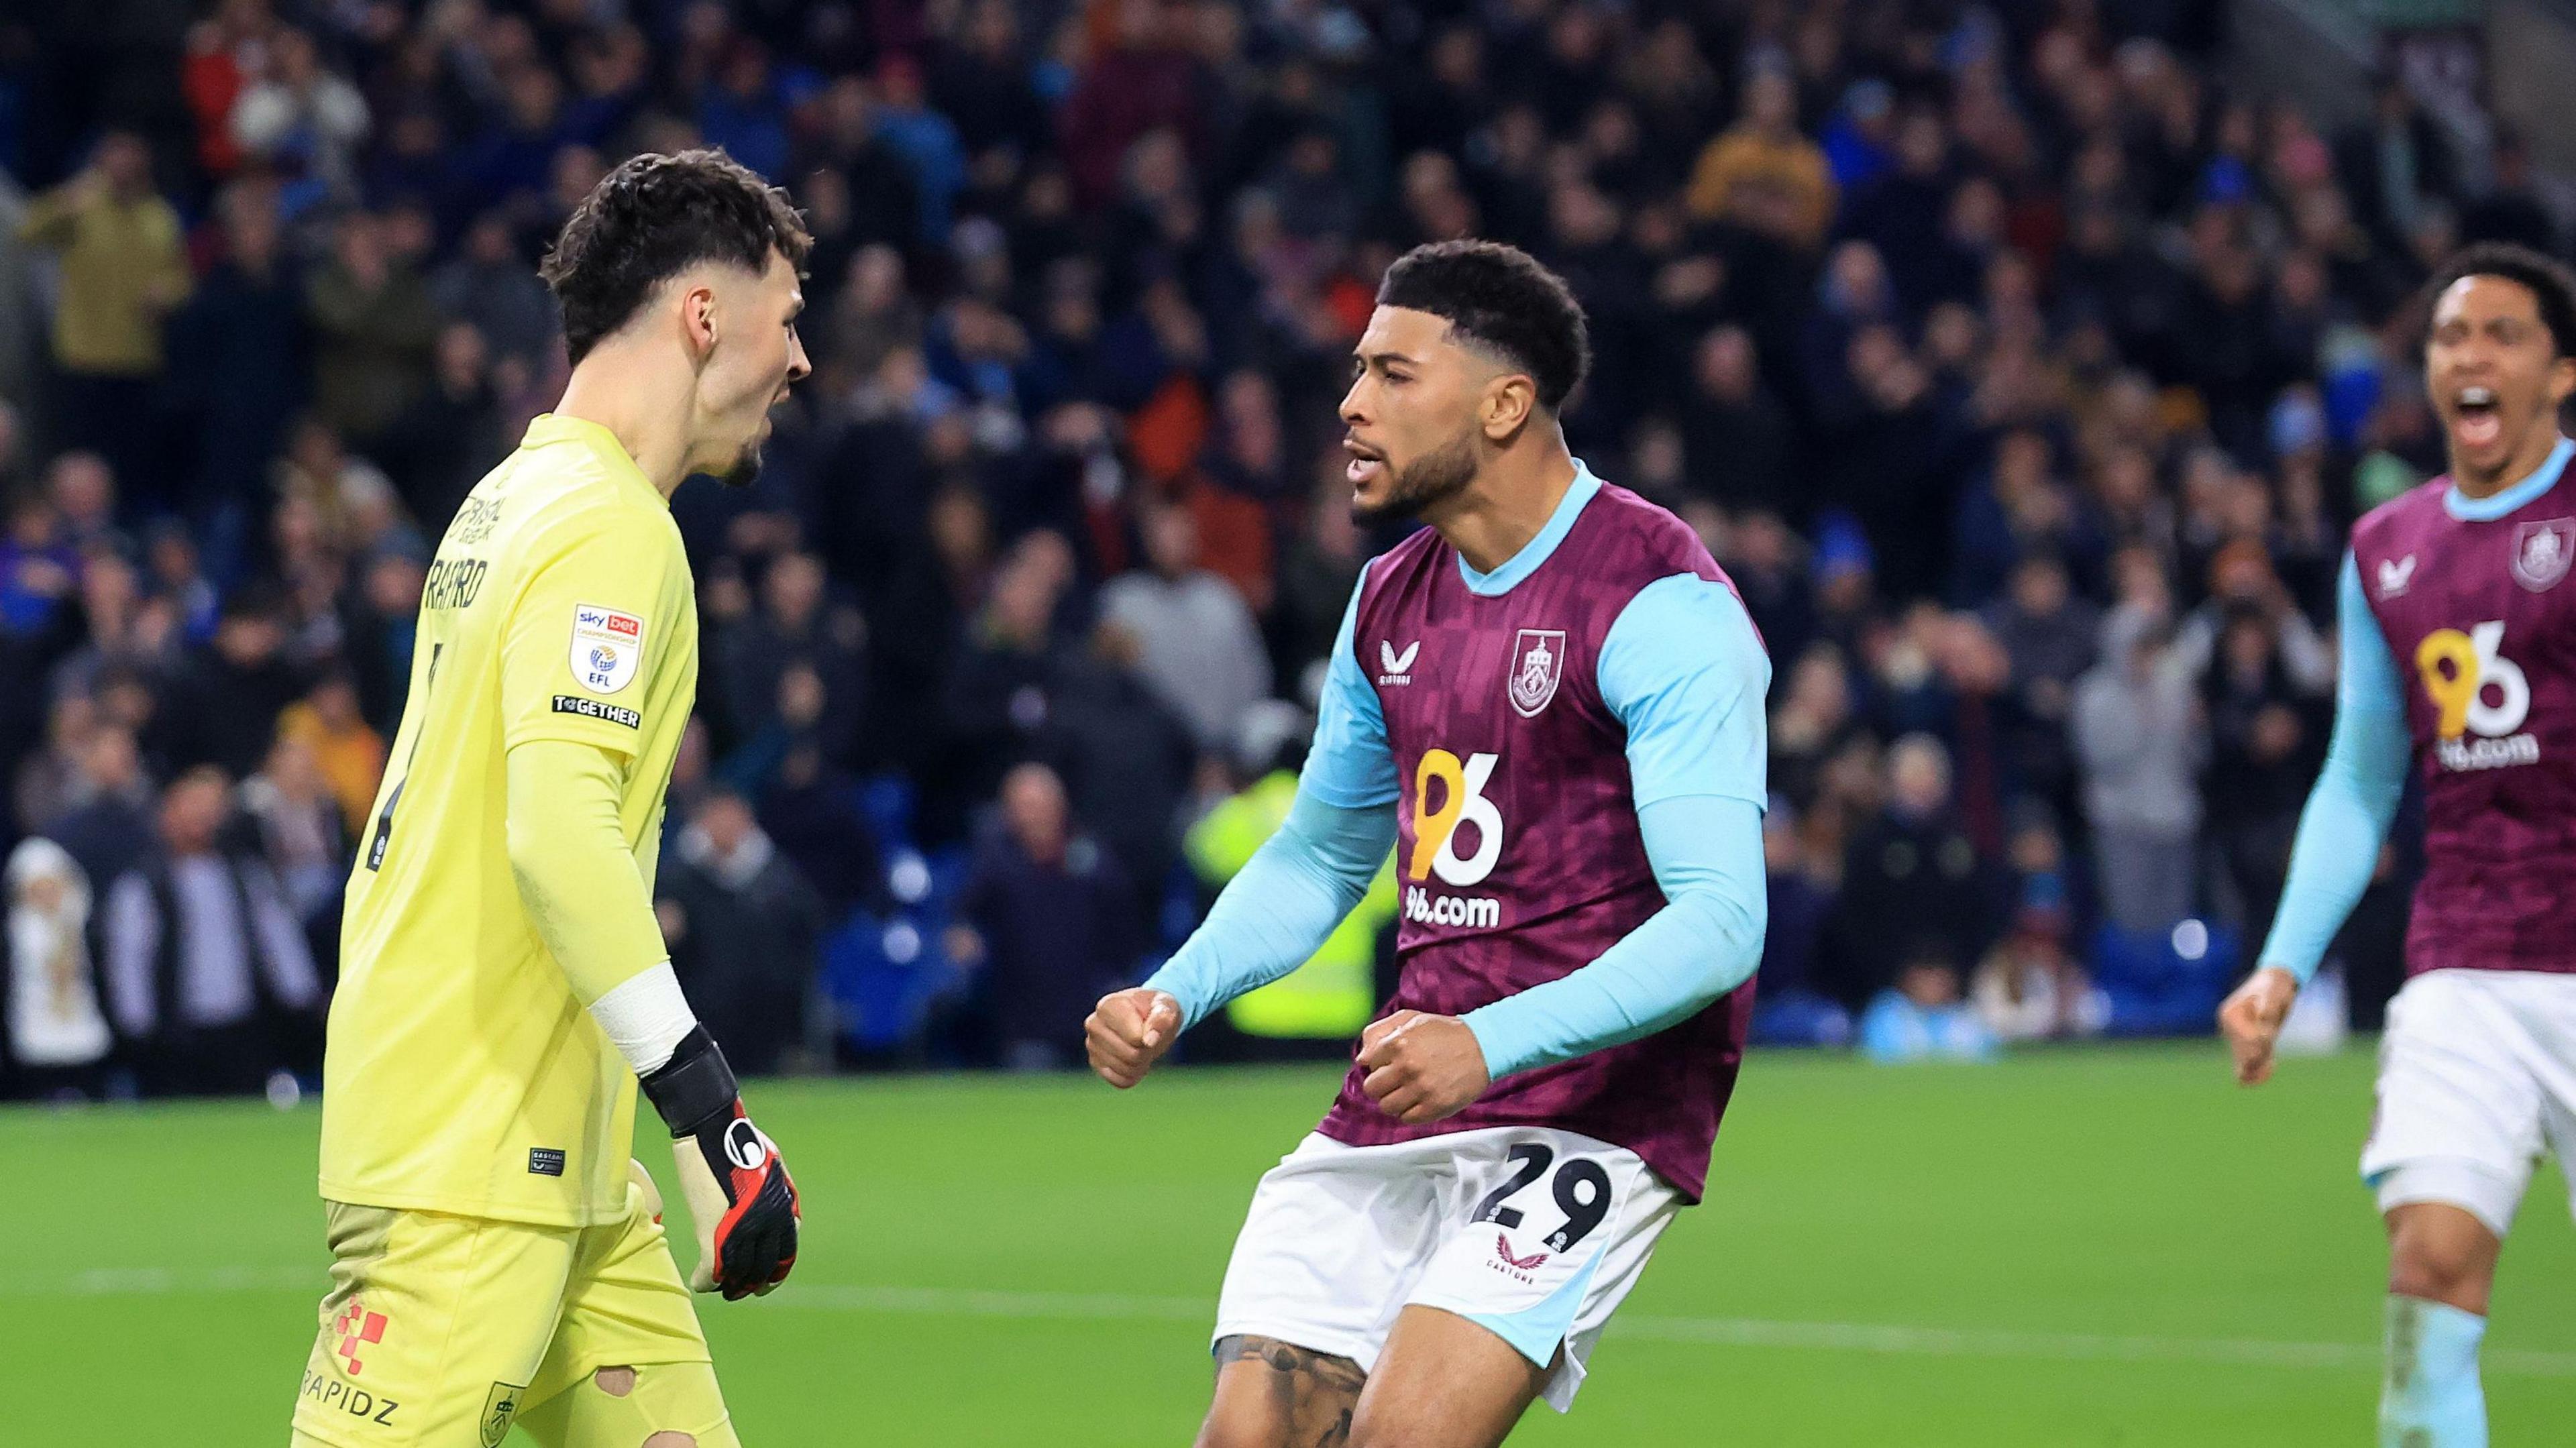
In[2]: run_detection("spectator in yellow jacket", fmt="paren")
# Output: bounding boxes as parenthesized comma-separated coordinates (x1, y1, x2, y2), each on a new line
(1685, 68, 1838, 252)
(18, 132, 192, 499)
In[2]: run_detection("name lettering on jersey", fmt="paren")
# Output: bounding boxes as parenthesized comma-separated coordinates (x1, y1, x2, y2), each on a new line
(1405, 748, 1504, 930)
(2378, 555, 2416, 598)
(2417, 621, 2540, 771)
(570, 604, 645, 693)
(1378, 639, 1419, 685)
(421, 557, 488, 610)
(1507, 629, 1566, 717)
(2514, 518, 2576, 592)
(551, 695, 641, 728)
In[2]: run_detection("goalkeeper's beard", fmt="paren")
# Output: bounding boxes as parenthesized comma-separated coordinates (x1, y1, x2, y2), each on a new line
(717, 441, 763, 491)
(712, 391, 782, 490)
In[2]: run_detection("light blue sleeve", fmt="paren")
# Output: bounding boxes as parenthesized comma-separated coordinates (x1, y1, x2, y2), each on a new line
(1299, 561, 1399, 810)
(1138, 569, 1395, 1029)
(2257, 552, 2413, 983)
(1140, 789, 1394, 1030)
(1595, 573, 1772, 808)
(1456, 576, 1772, 1077)
(1461, 794, 1767, 1078)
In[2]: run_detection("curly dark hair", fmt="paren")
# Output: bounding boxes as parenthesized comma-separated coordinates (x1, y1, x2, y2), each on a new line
(539, 148, 812, 366)
(1375, 239, 1592, 412)
(2420, 241, 2576, 359)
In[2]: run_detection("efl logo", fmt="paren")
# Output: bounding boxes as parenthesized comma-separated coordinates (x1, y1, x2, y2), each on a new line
(2416, 621, 2540, 771)
(570, 604, 645, 693)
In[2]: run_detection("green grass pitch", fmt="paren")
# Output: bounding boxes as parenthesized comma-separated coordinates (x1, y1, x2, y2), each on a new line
(10, 1044, 2576, 1444)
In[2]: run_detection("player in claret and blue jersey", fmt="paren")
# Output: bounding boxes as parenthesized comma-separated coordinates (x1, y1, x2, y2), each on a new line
(2221, 243, 2576, 1448)
(1087, 241, 1770, 1448)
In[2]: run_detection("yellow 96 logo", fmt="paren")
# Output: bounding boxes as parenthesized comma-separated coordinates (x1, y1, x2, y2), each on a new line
(1409, 749, 1503, 887)
(2416, 622, 2528, 739)
(2416, 621, 2539, 771)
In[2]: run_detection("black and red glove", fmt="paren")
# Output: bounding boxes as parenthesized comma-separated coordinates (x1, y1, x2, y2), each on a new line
(639, 1027, 800, 1299)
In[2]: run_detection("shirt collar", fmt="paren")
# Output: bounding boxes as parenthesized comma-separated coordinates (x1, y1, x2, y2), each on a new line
(1456, 461, 1603, 596)
(2445, 436, 2574, 522)
(521, 414, 666, 508)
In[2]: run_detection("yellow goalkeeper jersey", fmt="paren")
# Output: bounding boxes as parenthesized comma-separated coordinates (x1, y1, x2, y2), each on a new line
(321, 414, 698, 1227)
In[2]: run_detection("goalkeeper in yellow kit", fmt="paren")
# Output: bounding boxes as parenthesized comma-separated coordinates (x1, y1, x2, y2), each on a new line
(291, 150, 811, 1448)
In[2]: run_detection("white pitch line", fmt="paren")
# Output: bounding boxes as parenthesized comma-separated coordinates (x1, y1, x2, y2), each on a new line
(46, 1265, 317, 1296)
(781, 1283, 1208, 1322)
(32, 1269, 2576, 1378)
(772, 1284, 2576, 1379)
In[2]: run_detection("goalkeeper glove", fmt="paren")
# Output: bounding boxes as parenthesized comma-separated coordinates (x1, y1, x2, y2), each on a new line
(638, 1025, 799, 1299)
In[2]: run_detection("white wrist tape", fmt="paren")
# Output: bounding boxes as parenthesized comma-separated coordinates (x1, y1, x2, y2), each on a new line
(588, 962, 700, 1076)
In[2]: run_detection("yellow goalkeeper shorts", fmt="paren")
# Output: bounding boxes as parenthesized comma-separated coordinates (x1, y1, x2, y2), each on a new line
(290, 1164, 732, 1447)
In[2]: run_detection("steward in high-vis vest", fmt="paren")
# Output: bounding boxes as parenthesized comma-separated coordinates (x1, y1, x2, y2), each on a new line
(1189, 767, 1394, 1040)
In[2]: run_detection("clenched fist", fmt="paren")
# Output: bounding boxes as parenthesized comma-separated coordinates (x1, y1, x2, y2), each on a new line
(1356, 1010, 1491, 1125)
(1087, 987, 1183, 1089)
(2218, 966, 2300, 1086)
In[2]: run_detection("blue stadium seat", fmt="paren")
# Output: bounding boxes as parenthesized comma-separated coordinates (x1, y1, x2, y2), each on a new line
(1750, 991, 1856, 1050)
(924, 844, 972, 913)
(820, 910, 940, 1054)
(859, 774, 918, 849)
(2092, 920, 2241, 1038)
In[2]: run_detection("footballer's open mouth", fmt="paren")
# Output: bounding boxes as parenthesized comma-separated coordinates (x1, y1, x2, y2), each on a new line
(1345, 437, 1388, 486)
(2451, 384, 2504, 451)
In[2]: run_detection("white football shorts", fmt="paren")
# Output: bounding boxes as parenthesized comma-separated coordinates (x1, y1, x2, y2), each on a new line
(1212, 1126, 1682, 1412)
(2363, 968, 2576, 1237)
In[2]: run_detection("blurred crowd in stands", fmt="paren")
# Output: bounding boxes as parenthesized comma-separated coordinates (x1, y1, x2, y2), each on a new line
(0, 0, 2543, 1095)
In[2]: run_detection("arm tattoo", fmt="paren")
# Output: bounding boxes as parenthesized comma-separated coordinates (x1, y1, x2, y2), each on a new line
(1214, 1334, 1366, 1448)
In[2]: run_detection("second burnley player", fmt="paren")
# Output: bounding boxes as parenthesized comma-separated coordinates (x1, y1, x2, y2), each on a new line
(294, 151, 808, 1448)
(2220, 243, 2576, 1448)
(1088, 241, 1768, 1448)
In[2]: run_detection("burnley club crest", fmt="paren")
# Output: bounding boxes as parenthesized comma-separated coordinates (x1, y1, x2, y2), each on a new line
(1508, 628, 1566, 717)
(2514, 518, 2575, 592)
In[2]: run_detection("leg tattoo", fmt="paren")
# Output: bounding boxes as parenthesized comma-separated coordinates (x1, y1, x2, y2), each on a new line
(1216, 1335, 1367, 1448)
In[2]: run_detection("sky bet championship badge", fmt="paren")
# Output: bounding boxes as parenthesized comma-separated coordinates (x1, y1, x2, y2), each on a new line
(570, 604, 644, 693)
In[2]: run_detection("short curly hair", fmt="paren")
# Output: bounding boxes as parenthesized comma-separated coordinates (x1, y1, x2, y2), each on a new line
(540, 149, 812, 366)
(1375, 240, 1592, 412)
(2420, 241, 2576, 359)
